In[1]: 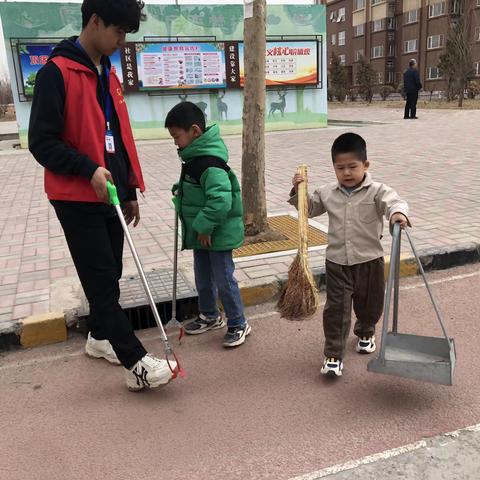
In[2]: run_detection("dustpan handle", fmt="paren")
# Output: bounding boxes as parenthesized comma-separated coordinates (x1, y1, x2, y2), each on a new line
(404, 229, 451, 343)
(378, 223, 401, 361)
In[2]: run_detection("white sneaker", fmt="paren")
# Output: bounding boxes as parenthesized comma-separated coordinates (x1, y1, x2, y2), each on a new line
(85, 332, 121, 365)
(124, 354, 176, 392)
(356, 336, 376, 354)
(320, 357, 343, 377)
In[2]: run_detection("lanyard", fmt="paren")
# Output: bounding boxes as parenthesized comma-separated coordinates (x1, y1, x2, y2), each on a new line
(75, 39, 112, 131)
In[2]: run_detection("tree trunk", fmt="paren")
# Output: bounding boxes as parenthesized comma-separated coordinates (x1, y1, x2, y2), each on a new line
(242, 0, 268, 237)
(458, 82, 465, 107)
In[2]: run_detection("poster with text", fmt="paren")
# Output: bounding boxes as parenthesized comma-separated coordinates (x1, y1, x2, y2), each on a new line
(135, 42, 226, 90)
(17, 42, 123, 97)
(238, 40, 318, 87)
(18, 44, 55, 96)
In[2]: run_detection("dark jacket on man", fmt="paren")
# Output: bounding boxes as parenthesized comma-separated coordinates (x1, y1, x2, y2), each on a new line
(403, 67, 422, 94)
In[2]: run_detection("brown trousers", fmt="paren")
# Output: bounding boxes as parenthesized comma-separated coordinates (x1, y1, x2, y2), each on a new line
(323, 257, 385, 359)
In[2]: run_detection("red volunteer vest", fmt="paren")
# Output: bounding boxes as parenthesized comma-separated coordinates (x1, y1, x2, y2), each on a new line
(45, 56, 145, 201)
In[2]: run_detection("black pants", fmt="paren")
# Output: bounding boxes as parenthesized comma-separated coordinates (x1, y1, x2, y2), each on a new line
(52, 201, 147, 369)
(404, 92, 418, 119)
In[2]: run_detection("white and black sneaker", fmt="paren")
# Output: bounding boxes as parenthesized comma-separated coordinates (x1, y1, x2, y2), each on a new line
(320, 357, 344, 377)
(124, 354, 176, 392)
(223, 323, 251, 348)
(356, 336, 376, 354)
(85, 332, 121, 365)
(184, 313, 225, 335)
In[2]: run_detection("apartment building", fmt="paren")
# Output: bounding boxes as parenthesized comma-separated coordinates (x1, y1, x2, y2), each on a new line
(326, 0, 480, 91)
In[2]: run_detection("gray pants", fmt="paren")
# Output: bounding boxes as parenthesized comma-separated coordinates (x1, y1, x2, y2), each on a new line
(323, 258, 385, 359)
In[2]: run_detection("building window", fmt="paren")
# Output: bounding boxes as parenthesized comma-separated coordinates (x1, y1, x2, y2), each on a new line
(372, 19, 385, 32)
(372, 45, 384, 58)
(404, 39, 418, 53)
(477, 0, 480, 7)
(354, 24, 365, 37)
(428, 1, 446, 18)
(355, 49, 364, 61)
(338, 7, 346, 21)
(427, 67, 443, 80)
(404, 10, 418, 24)
(387, 17, 396, 30)
(476, 27, 480, 42)
(475, 62, 480, 76)
(338, 54, 346, 65)
(338, 31, 346, 46)
(388, 44, 396, 57)
(377, 72, 384, 84)
(371, 0, 384, 5)
(427, 34, 444, 50)
(331, 34, 337, 46)
(387, 72, 394, 84)
(452, 0, 464, 14)
(354, 0, 365, 10)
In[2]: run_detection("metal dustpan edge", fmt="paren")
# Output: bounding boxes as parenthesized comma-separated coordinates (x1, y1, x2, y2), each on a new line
(367, 333, 456, 386)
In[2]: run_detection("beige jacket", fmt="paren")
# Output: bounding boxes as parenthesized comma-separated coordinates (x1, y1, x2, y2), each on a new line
(288, 173, 409, 266)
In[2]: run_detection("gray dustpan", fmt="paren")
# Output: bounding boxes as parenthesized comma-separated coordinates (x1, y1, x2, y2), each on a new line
(367, 224, 456, 386)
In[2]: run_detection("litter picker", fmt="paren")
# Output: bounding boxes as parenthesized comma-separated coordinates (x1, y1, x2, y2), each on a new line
(107, 181, 185, 379)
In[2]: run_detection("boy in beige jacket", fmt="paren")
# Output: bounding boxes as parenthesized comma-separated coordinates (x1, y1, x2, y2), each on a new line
(290, 132, 409, 377)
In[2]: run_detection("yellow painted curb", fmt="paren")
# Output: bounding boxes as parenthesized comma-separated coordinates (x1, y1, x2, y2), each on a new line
(384, 254, 418, 279)
(240, 282, 281, 307)
(20, 312, 67, 348)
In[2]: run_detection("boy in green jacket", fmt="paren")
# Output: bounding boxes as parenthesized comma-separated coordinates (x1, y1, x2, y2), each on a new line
(165, 102, 251, 348)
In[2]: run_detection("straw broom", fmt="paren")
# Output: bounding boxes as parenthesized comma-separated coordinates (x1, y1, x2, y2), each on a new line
(277, 165, 320, 319)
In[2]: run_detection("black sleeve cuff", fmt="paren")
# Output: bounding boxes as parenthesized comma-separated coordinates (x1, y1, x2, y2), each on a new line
(78, 160, 99, 180)
(125, 188, 137, 201)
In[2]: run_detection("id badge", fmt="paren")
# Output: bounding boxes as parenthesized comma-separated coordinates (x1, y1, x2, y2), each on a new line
(105, 131, 115, 154)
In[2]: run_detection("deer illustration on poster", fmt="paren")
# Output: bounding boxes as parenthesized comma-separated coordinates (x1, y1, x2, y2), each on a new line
(269, 91, 287, 117)
(178, 94, 208, 120)
(217, 91, 228, 121)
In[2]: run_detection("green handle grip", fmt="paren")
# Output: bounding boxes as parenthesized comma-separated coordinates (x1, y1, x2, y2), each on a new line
(106, 180, 120, 206)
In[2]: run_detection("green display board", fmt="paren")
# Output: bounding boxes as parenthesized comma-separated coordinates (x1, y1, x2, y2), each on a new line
(0, 3, 327, 147)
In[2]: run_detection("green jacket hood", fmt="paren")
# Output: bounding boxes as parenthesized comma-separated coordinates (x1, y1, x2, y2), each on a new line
(178, 124, 229, 163)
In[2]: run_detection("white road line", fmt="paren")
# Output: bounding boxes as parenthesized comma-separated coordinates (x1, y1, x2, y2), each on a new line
(0, 269, 476, 371)
(289, 440, 427, 480)
(288, 423, 480, 480)
(400, 270, 480, 290)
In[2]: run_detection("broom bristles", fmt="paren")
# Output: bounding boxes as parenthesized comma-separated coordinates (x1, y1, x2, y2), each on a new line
(277, 252, 320, 320)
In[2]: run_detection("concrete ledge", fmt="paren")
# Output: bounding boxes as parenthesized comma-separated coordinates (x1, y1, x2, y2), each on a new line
(20, 312, 67, 348)
(1, 243, 478, 350)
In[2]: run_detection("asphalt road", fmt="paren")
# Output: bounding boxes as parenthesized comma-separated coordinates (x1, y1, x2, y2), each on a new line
(0, 264, 478, 480)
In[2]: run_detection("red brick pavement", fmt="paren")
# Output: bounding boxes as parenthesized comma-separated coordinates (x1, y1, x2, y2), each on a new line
(1, 106, 479, 331)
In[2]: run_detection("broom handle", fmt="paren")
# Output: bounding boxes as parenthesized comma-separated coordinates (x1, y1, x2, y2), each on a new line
(297, 165, 308, 257)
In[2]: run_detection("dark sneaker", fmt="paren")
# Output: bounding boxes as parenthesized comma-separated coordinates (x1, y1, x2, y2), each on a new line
(356, 336, 376, 354)
(184, 313, 225, 335)
(320, 357, 343, 377)
(223, 323, 252, 348)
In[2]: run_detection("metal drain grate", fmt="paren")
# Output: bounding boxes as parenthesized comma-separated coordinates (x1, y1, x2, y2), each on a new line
(234, 215, 328, 258)
(119, 269, 196, 309)
(78, 269, 198, 332)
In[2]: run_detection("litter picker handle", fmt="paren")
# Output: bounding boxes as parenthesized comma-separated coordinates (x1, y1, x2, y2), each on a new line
(106, 182, 172, 350)
(107, 180, 120, 206)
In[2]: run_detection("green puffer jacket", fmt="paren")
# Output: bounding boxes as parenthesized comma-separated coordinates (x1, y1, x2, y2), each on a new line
(172, 124, 244, 251)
